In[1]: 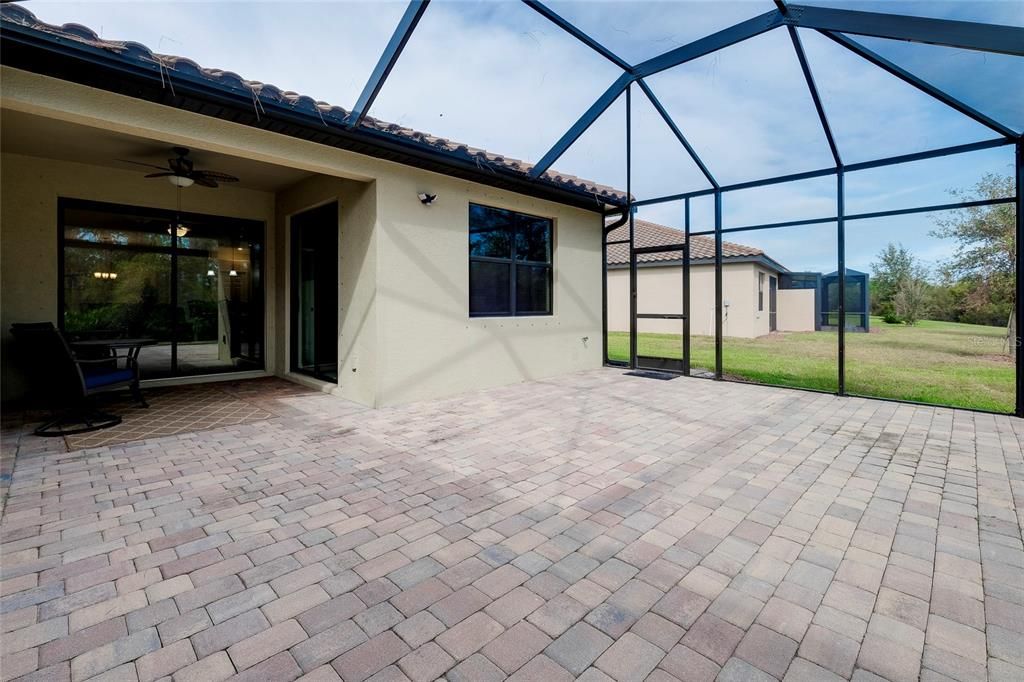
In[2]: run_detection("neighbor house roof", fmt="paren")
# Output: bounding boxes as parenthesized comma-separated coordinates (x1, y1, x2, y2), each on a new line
(607, 220, 788, 272)
(0, 5, 626, 210)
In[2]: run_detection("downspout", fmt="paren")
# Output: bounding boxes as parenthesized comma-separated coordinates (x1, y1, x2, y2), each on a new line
(602, 206, 629, 366)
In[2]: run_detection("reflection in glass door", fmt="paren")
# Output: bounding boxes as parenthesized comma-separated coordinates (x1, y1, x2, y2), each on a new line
(60, 199, 264, 379)
(291, 203, 338, 383)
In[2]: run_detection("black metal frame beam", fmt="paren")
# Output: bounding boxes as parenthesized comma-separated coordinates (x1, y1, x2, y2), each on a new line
(714, 191, 723, 379)
(636, 80, 719, 189)
(1017, 141, 1023, 418)
(787, 26, 841, 167)
(822, 31, 1018, 140)
(631, 137, 1016, 208)
(530, 9, 786, 178)
(687, 196, 1015, 237)
(517, 0, 1023, 414)
(520, 0, 633, 72)
(345, 0, 430, 128)
(782, 4, 1024, 56)
(836, 170, 846, 394)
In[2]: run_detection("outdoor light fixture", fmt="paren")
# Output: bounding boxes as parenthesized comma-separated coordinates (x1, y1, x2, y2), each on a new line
(207, 267, 216, 277)
(167, 175, 194, 188)
(417, 192, 437, 205)
(167, 224, 189, 237)
(93, 271, 118, 279)
(229, 269, 238, 277)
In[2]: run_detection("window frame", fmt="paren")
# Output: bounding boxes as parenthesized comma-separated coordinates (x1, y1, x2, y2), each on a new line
(468, 203, 553, 318)
(57, 197, 266, 378)
(758, 271, 765, 312)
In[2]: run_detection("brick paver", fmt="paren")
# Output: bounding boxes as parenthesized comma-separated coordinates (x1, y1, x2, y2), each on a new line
(2, 369, 1022, 680)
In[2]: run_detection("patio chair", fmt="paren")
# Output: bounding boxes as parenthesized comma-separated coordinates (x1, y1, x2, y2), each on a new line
(10, 322, 146, 437)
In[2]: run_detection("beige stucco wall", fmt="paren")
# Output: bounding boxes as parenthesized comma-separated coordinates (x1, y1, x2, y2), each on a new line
(608, 262, 768, 339)
(608, 263, 818, 339)
(373, 169, 602, 405)
(274, 176, 379, 407)
(0, 151, 276, 401)
(1, 67, 604, 406)
(778, 289, 816, 332)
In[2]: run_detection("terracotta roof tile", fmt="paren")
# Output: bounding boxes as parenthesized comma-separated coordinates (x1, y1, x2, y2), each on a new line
(606, 219, 764, 265)
(0, 5, 627, 205)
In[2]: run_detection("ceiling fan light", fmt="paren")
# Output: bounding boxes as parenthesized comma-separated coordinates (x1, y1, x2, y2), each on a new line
(168, 175, 194, 188)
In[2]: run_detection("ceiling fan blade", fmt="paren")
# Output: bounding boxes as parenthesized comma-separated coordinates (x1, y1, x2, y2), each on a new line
(195, 170, 239, 182)
(144, 172, 176, 178)
(116, 159, 170, 171)
(191, 175, 219, 188)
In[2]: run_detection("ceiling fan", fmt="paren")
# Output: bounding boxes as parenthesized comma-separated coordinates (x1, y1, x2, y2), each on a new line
(119, 147, 240, 188)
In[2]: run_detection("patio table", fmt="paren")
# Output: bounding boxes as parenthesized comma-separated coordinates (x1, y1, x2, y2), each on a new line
(71, 337, 157, 363)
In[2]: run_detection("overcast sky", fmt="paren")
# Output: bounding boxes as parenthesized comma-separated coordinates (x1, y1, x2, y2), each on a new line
(28, 0, 1023, 275)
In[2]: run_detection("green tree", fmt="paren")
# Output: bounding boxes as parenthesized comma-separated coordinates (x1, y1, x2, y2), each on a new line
(931, 173, 1016, 351)
(870, 242, 927, 319)
(894, 277, 929, 325)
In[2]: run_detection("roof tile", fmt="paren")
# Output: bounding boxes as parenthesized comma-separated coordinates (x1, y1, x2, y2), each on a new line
(0, 4, 626, 205)
(606, 220, 763, 265)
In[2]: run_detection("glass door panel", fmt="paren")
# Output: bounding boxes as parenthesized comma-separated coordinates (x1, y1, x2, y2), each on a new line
(291, 203, 338, 383)
(61, 200, 264, 379)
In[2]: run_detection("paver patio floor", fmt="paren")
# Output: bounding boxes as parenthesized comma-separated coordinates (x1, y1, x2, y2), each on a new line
(2, 369, 1022, 682)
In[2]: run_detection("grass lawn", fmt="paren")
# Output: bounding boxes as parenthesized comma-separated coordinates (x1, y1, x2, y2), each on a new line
(608, 316, 1014, 413)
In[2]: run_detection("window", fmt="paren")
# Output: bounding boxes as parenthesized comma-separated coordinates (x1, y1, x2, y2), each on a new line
(469, 203, 552, 316)
(758, 272, 765, 312)
(60, 199, 264, 379)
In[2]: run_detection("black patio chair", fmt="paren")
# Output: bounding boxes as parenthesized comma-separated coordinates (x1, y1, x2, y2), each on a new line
(10, 322, 146, 437)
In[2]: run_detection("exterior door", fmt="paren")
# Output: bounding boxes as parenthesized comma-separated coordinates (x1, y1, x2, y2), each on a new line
(769, 275, 778, 332)
(632, 245, 688, 373)
(290, 202, 338, 383)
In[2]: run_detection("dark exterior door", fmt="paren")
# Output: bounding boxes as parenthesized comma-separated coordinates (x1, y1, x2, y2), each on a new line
(769, 275, 778, 332)
(290, 202, 338, 383)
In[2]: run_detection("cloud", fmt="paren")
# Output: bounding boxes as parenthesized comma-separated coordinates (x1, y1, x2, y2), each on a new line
(27, 0, 1018, 266)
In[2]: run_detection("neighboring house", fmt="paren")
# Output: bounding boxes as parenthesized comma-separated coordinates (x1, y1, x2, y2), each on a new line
(607, 220, 820, 339)
(0, 6, 620, 408)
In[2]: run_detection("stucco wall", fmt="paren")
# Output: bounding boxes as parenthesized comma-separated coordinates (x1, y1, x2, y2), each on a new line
(1, 67, 605, 407)
(608, 262, 764, 339)
(607, 263, 819, 340)
(274, 176, 379, 407)
(778, 289, 816, 332)
(0, 151, 275, 401)
(373, 170, 603, 406)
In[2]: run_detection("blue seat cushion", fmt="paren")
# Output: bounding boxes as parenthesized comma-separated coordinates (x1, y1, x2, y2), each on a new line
(83, 368, 134, 389)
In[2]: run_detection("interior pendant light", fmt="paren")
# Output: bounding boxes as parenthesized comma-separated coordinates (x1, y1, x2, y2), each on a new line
(168, 185, 190, 239)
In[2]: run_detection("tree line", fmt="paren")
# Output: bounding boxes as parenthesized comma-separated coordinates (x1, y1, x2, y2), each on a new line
(869, 173, 1015, 339)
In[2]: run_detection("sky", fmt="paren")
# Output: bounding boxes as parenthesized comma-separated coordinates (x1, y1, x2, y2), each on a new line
(26, 0, 1024, 276)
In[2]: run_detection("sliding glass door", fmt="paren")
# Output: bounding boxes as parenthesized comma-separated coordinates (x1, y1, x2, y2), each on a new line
(290, 202, 338, 383)
(60, 199, 264, 379)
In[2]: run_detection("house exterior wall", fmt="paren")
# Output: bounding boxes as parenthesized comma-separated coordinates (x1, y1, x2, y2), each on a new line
(0, 151, 276, 401)
(777, 289, 816, 332)
(373, 169, 602, 406)
(274, 175, 379, 407)
(607, 262, 814, 339)
(608, 262, 764, 339)
(1, 67, 604, 407)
